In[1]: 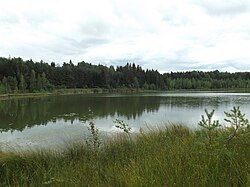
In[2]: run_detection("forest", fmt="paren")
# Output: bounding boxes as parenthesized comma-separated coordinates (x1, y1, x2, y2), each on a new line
(0, 56, 250, 93)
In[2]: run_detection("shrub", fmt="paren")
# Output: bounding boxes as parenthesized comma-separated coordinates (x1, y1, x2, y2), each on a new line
(198, 109, 220, 143)
(224, 106, 250, 145)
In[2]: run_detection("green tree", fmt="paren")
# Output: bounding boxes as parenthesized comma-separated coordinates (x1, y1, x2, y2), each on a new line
(7, 76, 18, 92)
(37, 74, 43, 91)
(224, 106, 250, 145)
(41, 72, 50, 90)
(133, 77, 139, 88)
(18, 74, 27, 92)
(29, 70, 37, 92)
(0, 82, 5, 94)
(198, 109, 220, 143)
(2, 76, 10, 93)
(142, 83, 149, 90)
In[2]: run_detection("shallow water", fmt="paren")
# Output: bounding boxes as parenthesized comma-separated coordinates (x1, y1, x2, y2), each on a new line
(0, 91, 250, 150)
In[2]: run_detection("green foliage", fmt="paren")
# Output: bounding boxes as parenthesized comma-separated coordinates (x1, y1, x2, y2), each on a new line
(0, 56, 250, 92)
(198, 109, 220, 143)
(0, 83, 4, 94)
(18, 74, 27, 92)
(29, 69, 37, 92)
(0, 67, 53, 93)
(41, 72, 50, 90)
(198, 107, 250, 147)
(1, 76, 18, 93)
(37, 74, 43, 91)
(198, 109, 220, 131)
(114, 119, 131, 134)
(2, 77, 9, 93)
(142, 83, 149, 90)
(0, 125, 249, 186)
(86, 121, 101, 150)
(133, 77, 139, 88)
(224, 106, 250, 144)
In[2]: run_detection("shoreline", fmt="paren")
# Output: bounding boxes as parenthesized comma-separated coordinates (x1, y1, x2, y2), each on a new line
(0, 88, 250, 100)
(0, 88, 152, 100)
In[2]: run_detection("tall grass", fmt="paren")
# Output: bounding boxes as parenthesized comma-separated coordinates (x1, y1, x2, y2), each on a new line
(0, 124, 249, 186)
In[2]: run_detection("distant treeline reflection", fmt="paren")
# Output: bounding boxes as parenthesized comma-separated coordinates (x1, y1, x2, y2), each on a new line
(0, 95, 229, 132)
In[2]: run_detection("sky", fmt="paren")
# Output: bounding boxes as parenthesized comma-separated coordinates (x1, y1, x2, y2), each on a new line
(0, 0, 250, 72)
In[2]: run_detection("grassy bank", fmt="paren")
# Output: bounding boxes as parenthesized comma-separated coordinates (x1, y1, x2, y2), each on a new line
(0, 125, 249, 186)
(1, 88, 250, 101)
(0, 88, 154, 100)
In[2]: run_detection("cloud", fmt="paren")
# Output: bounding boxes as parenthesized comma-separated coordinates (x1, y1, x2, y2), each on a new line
(0, 0, 250, 72)
(195, 0, 250, 16)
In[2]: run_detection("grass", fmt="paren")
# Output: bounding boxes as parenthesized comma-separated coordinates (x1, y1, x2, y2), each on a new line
(1, 88, 249, 101)
(0, 88, 154, 100)
(0, 125, 249, 186)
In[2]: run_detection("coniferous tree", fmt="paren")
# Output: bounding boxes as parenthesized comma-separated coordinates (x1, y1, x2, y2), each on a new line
(0, 56, 249, 92)
(7, 76, 18, 92)
(0, 81, 4, 93)
(37, 74, 43, 91)
(2, 76, 10, 93)
(18, 74, 27, 92)
(41, 72, 50, 90)
(29, 70, 37, 92)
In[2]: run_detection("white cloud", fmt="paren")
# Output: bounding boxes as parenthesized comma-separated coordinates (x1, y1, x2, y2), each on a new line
(0, 0, 250, 72)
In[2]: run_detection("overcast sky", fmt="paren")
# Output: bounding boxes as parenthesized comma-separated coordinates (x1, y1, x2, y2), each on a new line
(0, 0, 250, 72)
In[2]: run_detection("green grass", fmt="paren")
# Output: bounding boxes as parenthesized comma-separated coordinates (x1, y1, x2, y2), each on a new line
(0, 88, 152, 100)
(1, 88, 249, 101)
(0, 125, 249, 186)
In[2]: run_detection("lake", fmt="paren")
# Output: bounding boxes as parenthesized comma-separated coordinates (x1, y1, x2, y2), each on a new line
(0, 91, 250, 151)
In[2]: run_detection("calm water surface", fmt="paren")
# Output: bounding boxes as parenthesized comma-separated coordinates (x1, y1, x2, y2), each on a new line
(0, 92, 250, 150)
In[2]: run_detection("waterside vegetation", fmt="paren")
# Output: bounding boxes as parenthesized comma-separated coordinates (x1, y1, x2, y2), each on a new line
(0, 107, 249, 186)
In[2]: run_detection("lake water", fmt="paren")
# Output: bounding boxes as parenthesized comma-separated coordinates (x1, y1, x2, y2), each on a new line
(0, 92, 250, 151)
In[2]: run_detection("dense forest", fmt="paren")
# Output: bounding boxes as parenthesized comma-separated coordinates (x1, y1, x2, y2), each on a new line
(0, 56, 250, 93)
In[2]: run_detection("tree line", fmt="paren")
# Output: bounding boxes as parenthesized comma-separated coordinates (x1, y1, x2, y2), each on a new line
(0, 57, 250, 93)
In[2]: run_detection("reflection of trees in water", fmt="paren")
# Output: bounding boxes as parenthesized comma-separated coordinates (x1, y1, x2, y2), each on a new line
(0, 95, 242, 132)
(0, 96, 161, 132)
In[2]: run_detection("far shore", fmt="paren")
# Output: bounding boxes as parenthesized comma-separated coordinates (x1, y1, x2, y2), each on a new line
(0, 88, 250, 100)
(0, 88, 151, 100)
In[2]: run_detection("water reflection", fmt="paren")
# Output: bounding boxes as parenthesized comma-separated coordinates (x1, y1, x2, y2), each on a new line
(0, 92, 250, 150)
(0, 93, 250, 132)
(0, 95, 161, 132)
